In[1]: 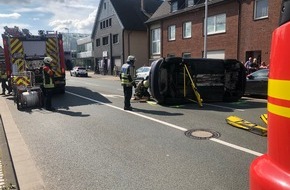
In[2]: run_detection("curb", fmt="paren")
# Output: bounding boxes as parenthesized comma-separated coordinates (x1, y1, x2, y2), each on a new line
(0, 97, 45, 190)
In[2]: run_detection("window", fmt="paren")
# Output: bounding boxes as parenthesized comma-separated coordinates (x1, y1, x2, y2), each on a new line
(113, 34, 119, 44)
(254, 0, 268, 19)
(187, 0, 194, 7)
(96, 39, 100, 47)
(151, 28, 161, 54)
(171, 1, 178, 12)
(183, 22, 192, 38)
(182, 53, 191, 58)
(104, 2, 106, 10)
(168, 25, 176, 41)
(102, 36, 109, 45)
(109, 18, 112, 26)
(106, 20, 108, 27)
(207, 14, 226, 35)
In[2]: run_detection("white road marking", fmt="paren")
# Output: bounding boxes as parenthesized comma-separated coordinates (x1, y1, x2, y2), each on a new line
(203, 102, 245, 112)
(66, 91, 263, 157)
(100, 93, 123, 98)
(70, 80, 100, 87)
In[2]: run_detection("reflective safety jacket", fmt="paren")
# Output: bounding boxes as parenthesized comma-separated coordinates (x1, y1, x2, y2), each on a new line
(43, 65, 55, 88)
(120, 62, 135, 87)
(0, 72, 7, 79)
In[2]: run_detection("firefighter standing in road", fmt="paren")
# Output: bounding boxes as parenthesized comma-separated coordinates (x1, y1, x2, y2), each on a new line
(120, 55, 136, 110)
(42, 57, 55, 111)
(0, 69, 11, 95)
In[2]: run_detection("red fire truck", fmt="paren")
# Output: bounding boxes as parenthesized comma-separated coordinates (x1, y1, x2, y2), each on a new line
(2, 26, 66, 94)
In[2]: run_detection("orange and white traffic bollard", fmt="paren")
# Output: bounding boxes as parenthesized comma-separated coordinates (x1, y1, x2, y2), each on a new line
(250, 1, 290, 189)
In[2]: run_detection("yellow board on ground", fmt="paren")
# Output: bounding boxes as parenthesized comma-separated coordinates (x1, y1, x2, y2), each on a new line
(260, 114, 268, 125)
(226, 116, 267, 136)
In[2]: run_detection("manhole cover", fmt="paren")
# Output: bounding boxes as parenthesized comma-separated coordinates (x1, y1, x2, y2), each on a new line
(185, 129, 221, 140)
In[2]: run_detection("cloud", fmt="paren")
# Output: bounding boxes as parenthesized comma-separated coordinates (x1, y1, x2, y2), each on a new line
(0, 13, 21, 19)
(49, 8, 97, 34)
(0, 0, 31, 4)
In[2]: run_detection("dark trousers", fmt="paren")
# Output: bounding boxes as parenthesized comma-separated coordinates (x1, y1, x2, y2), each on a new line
(1, 79, 9, 94)
(123, 86, 133, 108)
(43, 88, 53, 109)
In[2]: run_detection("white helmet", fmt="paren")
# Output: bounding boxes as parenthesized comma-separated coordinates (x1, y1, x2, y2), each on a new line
(143, 80, 149, 88)
(127, 55, 136, 62)
(43, 57, 53, 64)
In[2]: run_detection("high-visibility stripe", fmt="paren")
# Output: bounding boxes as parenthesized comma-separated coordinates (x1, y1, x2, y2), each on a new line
(46, 38, 61, 76)
(268, 96, 290, 108)
(268, 102, 290, 118)
(11, 38, 23, 55)
(268, 79, 290, 101)
(10, 38, 25, 72)
(12, 76, 30, 86)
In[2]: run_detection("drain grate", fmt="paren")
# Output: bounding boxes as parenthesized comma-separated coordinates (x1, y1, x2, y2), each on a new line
(185, 129, 221, 140)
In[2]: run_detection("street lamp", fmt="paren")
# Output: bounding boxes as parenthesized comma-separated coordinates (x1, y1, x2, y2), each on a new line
(203, 0, 208, 58)
(64, 28, 70, 51)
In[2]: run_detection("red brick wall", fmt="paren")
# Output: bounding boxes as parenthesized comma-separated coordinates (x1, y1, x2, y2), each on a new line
(159, 0, 281, 64)
(162, 1, 239, 59)
(239, 0, 280, 64)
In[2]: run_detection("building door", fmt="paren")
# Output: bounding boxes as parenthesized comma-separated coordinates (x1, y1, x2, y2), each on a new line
(245, 51, 261, 65)
(207, 50, 225, 59)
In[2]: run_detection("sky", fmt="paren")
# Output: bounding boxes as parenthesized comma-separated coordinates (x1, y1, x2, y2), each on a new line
(0, 0, 99, 47)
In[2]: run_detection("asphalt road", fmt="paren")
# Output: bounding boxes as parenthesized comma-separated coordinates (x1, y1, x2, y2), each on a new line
(0, 72, 268, 190)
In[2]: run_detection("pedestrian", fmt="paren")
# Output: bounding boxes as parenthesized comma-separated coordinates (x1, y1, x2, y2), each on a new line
(249, 58, 258, 73)
(42, 57, 55, 111)
(259, 61, 268, 69)
(244, 57, 253, 74)
(113, 64, 118, 76)
(120, 55, 137, 111)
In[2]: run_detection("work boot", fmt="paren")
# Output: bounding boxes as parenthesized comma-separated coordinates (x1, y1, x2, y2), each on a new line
(124, 107, 133, 111)
(46, 107, 56, 111)
(0, 92, 5, 95)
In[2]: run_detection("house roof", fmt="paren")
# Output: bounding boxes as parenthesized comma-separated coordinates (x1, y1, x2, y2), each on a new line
(146, 0, 226, 23)
(91, 0, 163, 38)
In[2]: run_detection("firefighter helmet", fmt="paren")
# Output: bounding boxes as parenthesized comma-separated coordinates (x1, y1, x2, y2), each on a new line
(127, 55, 136, 62)
(43, 57, 53, 64)
(143, 80, 149, 88)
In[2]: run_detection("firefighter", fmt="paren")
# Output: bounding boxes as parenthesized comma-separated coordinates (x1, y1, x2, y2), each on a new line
(134, 76, 150, 100)
(120, 55, 137, 110)
(42, 57, 55, 111)
(0, 69, 11, 95)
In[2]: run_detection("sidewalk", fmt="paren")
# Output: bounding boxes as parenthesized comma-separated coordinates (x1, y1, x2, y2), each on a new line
(87, 71, 120, 81)
(0, 97, 45, 190)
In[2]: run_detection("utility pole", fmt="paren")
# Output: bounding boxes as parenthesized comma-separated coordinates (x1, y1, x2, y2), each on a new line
(203, 0, 208, 58)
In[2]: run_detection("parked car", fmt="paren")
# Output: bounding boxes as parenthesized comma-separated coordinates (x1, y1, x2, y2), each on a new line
(245, 69, 269, 96)
(70, 67, 88, 77)
(135, 66, 151, 81)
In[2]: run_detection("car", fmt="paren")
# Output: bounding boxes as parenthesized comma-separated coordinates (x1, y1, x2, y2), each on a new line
(70, 66, 88, 77)
(135, 66, 151, 80)
(245, 69, 269, 96)
(149, 57, 247, 105)
(135, 66, 151, 84)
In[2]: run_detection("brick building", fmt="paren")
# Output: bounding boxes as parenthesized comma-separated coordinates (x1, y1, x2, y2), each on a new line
(146, 0, 280, 65)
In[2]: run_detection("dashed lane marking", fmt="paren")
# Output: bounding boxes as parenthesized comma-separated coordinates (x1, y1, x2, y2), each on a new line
(66, 91, 263, 157)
